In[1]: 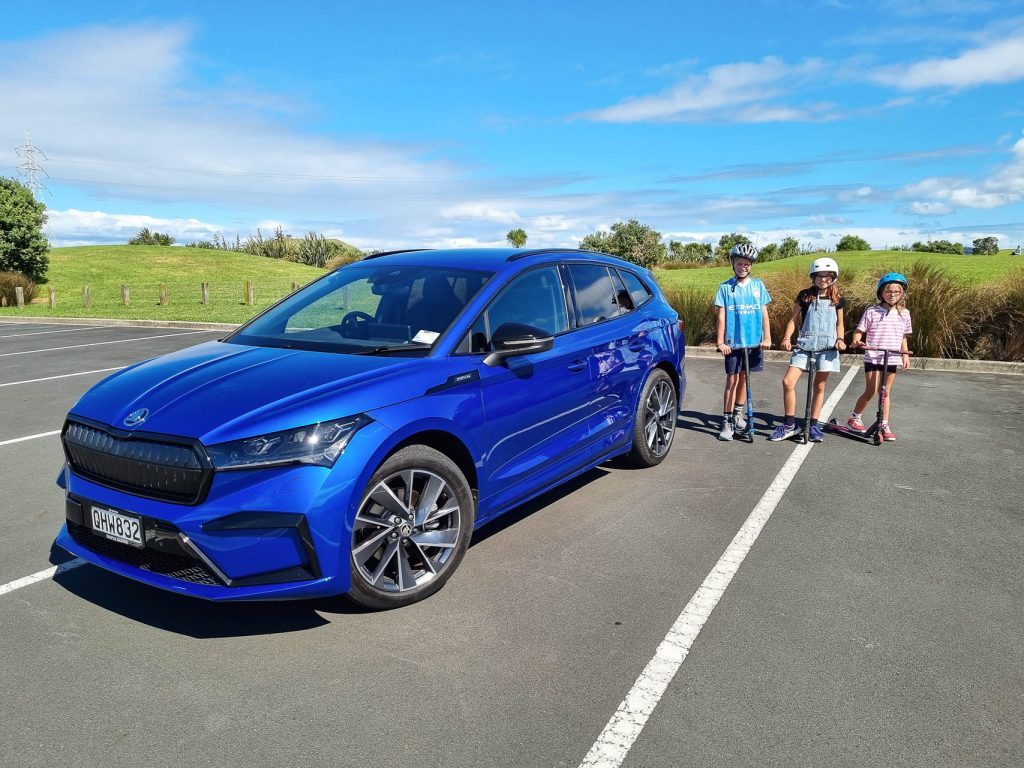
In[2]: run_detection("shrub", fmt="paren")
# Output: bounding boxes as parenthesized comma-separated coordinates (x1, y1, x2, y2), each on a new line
(757, 243, 779, 262)
(128, 227, 175, 246)
(661, 286, 715, 345)
(293, 231, 344, 268)
(0, 270, 38, 306)
(667, 241, 713, 264)
(899, 261, 975, 358)
(836, 234, 871, 251)
(970, 269, 1024, 361)
(325, 252, 364, 270)
(972, 236, 999, 256)
(762, 267, 869, 348)
(778, 237, 800, 260)
(0, 177, 50, 282)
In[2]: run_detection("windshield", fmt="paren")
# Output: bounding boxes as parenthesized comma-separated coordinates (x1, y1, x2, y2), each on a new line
(227, 263, 493, 355)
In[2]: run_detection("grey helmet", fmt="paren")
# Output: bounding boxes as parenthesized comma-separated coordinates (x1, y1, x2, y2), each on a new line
(729, 242, 759, 262)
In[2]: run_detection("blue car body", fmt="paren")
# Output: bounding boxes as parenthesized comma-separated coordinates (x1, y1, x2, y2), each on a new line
(55, 248, 685, 602)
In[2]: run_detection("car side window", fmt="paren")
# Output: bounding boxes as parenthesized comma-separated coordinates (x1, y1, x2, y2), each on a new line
(569, 264, 619, 326)
(618, 269, 652, 309)
(611, 270, 634, 313)
(466, 266, 569, 353)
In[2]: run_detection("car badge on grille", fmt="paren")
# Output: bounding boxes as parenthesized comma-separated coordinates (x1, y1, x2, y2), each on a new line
(123, 408, 150, 427)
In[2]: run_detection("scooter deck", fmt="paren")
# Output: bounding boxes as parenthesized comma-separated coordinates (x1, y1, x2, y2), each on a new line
(825, 418, 883, 445)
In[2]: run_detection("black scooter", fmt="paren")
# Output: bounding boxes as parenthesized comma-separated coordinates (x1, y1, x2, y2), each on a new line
(825, 346, 912, 446)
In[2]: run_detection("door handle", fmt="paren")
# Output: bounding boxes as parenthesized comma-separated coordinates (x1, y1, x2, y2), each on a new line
(567, 360, 587, 373)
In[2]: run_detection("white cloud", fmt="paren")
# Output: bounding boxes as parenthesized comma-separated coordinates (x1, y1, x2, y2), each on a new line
(45, 209, 224, 246)
(904, 201, 955, 215)
(576, 57, 832, 124)
(873, 35, 1024, 89)
(439, 202, 521, 224)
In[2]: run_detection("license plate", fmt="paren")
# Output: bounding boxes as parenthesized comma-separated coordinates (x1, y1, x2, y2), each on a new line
(90, 506, 144, 548)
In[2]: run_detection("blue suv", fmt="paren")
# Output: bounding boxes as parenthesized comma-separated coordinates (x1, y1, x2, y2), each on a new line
(56, 248, 685, 608)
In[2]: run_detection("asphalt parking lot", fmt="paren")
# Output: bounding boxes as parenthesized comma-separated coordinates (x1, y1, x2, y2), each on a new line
(1, 320, 1021, 768)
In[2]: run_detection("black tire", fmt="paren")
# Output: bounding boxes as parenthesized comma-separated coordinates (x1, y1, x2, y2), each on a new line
(627, 368, 677, 467)
(348, 445, 474, 609)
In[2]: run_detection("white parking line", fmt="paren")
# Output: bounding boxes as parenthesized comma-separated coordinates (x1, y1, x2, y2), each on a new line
(0, 559, 86, 596)
(0, 367, 125, 388)
(578, 364, 860, 768)
(0, 329, 217, 358)
(0, 430, 62, 446)
(0, 326, 91, 338)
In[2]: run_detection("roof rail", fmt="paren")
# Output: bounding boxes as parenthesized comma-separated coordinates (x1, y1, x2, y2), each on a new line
(506, 248, 598, 262)
(362, 248, 434, 260)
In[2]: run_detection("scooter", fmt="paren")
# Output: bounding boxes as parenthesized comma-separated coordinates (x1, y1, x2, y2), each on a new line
(794, 344, 830, 445)
(825, 346, 912, 446)
(737, 346, 757, 443)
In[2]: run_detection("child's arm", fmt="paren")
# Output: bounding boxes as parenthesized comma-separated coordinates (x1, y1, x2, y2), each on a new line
(835, 306, 846, 350)
(716, 306, 730, 355)
(760, 304, 772, 350)
(780, 301, 800, 351)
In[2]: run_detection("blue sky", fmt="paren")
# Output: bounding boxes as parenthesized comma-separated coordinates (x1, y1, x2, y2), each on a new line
(2, 0, 1024, 251)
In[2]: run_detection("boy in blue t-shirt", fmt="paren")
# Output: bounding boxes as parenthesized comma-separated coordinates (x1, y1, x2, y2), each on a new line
(714, 243, 772, 441)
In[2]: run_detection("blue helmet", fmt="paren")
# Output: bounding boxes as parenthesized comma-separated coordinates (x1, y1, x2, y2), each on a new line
(876, 272, 908, 299)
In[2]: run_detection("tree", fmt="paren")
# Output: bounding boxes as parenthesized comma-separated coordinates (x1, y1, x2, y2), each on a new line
(778, 237, 800, 260)
(667, 240, 713, 263)
(580, 219, 666, 269)
(972, 236, 999, 255)
(836, 234, 871, 251)
(714, 233, 752, 262)
(506, 228, 528, 248)
(757, 242, 779, 262)
(911, 240, 964, 254)
(0, 177, 49, 283)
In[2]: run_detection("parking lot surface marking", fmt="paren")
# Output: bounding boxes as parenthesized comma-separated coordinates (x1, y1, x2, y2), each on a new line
(0, 329, 219, 358)
(0, 559, 85, 596)
(0, 327, 91, 338)
(0, 367, 125, 388)
(578, 364, 859, 768)
(0, 430, 62, 446)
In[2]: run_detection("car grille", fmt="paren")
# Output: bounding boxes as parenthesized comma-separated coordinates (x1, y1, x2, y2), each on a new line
(67, 521, 222, 586)
(63, 420, 210, 503)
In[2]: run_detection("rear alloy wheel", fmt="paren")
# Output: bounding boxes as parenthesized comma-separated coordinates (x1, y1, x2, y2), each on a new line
(348, 445, 474, 609)
(627, 368, 677, 467)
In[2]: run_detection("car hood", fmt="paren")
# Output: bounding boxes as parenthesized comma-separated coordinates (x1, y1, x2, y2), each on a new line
(69, 340, 450, 444)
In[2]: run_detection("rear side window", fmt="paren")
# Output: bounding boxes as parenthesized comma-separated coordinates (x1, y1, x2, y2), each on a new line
(618, 269, 652, 309)
(466, 266, 569, 353)
(568, 264, 619, 326)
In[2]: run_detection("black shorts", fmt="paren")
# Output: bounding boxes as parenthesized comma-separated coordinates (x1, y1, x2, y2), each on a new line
(724, 347, 764, 374)
(864, 362, 898, 374)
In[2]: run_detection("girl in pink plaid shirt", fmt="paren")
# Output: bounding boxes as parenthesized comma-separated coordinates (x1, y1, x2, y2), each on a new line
(848, 272, 912, 441)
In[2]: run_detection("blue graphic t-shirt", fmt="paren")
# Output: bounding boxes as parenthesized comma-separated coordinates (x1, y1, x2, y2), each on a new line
(715, 276, 771, 348)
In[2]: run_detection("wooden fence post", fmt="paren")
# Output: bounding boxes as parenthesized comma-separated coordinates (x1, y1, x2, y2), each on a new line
(159, 285, 169, 306)
(291, 281, 299, 293)
(121, 285, 130, 306)
(83, 286, 91, 308)
(15, 286, 24, 308)
(201, 283, 209, 305)
(244, 280, 254, 305)
(49, 287, 56, 308)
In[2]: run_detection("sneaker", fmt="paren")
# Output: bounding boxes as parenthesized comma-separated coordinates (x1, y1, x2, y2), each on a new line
(809, 425, 824, 442)
(718, 419, 734, 441)
(768, 423, 799, 442)
(733, 412, 747, 432)
(847, 415, 866, 431)
(880, 423, 896, 441)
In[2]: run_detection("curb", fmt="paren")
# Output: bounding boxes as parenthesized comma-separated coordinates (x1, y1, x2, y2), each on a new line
(2, 316, 1021, 375)
(684, 345, 1023, 375)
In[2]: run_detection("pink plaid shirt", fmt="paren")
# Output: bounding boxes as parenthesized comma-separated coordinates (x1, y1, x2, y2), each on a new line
(856, 304, 912, 364)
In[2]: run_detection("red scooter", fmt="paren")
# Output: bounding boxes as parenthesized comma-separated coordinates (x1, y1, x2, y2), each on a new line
(825, 345, 912, 446)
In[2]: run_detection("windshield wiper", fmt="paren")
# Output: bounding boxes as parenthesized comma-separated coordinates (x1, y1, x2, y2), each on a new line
(353, 343, 433, 356)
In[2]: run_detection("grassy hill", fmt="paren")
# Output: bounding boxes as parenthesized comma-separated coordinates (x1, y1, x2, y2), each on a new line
(654, 249, 1023, 293)
(0, 245, 327, 323)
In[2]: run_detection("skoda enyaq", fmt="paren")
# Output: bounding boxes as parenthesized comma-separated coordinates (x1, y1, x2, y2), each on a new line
(56, 248, 685, 608)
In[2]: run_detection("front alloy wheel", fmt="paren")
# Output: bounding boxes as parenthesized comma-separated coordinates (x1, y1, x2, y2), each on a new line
(349, 445, 474, 608)
(628, 368, 677, 467)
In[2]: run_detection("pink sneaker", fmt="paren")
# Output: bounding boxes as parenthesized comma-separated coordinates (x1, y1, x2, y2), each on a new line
(880, 424, 896, 441)
(848, 415, 866, 431)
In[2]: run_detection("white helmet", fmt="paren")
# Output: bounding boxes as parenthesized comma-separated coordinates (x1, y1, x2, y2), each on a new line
(809, 257, 839, 278)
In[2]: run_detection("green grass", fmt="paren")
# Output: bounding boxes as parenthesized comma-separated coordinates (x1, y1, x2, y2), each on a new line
(0, 245, 326, 323)
(654, 250, 1023, 293)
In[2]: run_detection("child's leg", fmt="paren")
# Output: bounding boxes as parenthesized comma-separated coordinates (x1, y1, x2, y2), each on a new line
(723, 372, 740, 412)
(734, 371, 747, 411)
(810, 371, 829, 420)
(853, 369, 880, 414)
(782, 366, 802, 417)
(881, 369, 897, 422)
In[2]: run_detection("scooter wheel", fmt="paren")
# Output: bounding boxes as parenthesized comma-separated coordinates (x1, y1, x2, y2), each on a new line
(873, 432, 883, 446)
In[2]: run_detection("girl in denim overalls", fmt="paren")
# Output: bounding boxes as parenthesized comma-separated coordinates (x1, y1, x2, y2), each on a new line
(769, 258, 846, 442)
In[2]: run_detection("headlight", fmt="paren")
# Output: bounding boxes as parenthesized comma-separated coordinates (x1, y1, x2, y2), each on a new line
(206, 415, 370, 470)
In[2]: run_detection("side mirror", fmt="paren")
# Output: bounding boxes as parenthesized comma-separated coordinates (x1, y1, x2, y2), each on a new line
(483, 323, 554, 367)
